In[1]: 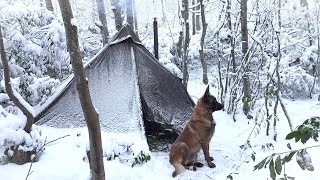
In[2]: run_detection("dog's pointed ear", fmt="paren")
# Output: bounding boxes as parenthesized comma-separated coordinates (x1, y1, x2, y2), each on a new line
(204, 85, 210, 96)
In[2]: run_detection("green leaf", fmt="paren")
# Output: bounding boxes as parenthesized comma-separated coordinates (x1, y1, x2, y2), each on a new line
(239, 144, 246, 149)
(269, 158, 276, 180)
(242, 96, 250, 105)
(264, 156, 273, 168)
(301, 131, 312, 144)
(253, 157, 268, 171)
(266, 143, 274, 149)
(297, 125, 304, 131)
(287, 143, 292, 150)
(285, 131, 299, 140)
(294, 133, 302, 142)
(247, 114, 253, 119)
(275, 155, 282, 175)
(226, 174, 233, 180)
(251, 153, 256, 162)
(282, 151, 296, 164)
(312, 133, 319, 142)
(131, 151, 151, 167)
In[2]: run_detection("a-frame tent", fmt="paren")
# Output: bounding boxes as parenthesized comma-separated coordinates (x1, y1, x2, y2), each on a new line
(34, 25, 194, 143)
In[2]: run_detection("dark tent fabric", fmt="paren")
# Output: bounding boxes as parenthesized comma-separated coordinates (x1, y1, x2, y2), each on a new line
(35, 25, 194, 138)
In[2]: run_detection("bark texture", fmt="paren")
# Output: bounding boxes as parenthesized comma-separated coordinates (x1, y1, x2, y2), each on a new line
(199, 0, 208, 85)
(0, 26, 34, 133)
(111, 0, 124, 31)
(241, 0, 250, 115)
(126, 0, 134, 30)
(96, 0, 109, 45)
(182, 0, 190, 89)
(58, 0, 105, 179)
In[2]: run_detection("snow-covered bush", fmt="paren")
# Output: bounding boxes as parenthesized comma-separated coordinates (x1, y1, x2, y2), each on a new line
(25, 77, 60, 105)
(0, 76, 60, 106)
(0, 3, 69, 105)
(262, 53, 317, 99)
(0, 106, 45, 165)
(78, 25, 103, 62)
(159, 56, 182, 78)
(81, 132, 150, 167)
(142, 26, 182, 76)
(281, 66, 314, 99)
(300, 45, 318, 74)
(0, 2, 105, 105)
(0, 3, 71, 79)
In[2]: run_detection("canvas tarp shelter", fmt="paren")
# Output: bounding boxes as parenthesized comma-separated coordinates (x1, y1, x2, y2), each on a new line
(34, 25, 194, 144)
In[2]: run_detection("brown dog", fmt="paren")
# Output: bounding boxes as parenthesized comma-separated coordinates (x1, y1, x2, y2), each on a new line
(169, 86, 223, 177)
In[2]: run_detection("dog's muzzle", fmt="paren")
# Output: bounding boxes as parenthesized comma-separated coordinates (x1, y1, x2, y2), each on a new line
(216, 103, 224, 111)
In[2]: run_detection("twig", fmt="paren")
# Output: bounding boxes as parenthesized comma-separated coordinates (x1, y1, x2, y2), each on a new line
(25, 135, 70, 180)
(233, 126, 253, 138)
(278, 95, 293, 132)
(206, 174, 214, 179)
(44, 135, 71, 146)
(264, 144, 320, 158)
(235, 152, 252, 171)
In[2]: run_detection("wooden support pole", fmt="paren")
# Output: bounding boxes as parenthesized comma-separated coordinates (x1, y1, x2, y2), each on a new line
(153, 18, 159, 60)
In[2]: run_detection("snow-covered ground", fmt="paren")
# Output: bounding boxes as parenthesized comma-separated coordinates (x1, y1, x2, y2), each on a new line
(1, 66, 319, 180)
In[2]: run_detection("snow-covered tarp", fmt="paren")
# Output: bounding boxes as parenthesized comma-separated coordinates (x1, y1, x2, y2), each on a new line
(34, 25, 194, 145)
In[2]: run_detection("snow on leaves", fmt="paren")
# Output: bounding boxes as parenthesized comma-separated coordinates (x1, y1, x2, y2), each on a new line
(286, 117, 320, 144)
(254, 117, 319, 179)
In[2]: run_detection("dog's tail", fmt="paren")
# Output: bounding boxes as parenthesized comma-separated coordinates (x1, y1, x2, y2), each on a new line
(172, 163, 185, 177)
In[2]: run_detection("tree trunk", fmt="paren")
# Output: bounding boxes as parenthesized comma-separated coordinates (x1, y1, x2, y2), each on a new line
(310, 0, 319, 97)
(126, 0, 134, 30)
(133, 0, 138, 33)
(111, 0, 123, 31)
(225, 0, 235, 95)
(227, 0, 236, 74)
(58, 0, 105, 179)
(302, 2, 313, 46)
(195, 0, 201, 31)
(161, 0, 166, 23)
(182, 0, 190, 89)
(0, 26, 34, 133)
(45, 0, 54, 12)
(273, 0, 282, 141)
(199, 0, 208, 85)
(192, 0, 196, 35)
(96, 0, 109, 45)
(226, 0, 237, 114)
(177, 31, 183, 58)
(241, 0, 250, 115)
(273, 32, 281, 141)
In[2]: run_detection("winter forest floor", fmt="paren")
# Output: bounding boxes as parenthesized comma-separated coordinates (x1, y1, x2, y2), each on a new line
(0, 66, 320, 180)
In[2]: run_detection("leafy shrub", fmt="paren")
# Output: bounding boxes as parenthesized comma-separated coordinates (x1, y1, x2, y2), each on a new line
(0, 106, 45, 165)
(254, 117, 320, 180)
(131, 151, 151, 167)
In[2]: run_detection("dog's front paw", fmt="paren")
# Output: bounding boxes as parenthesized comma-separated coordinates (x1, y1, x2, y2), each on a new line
(194, 162, 204, 168)
(208, 162, 216, 168)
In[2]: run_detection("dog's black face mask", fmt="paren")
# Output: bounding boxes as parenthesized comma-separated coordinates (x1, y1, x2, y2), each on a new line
(202, 86, 224, 113)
